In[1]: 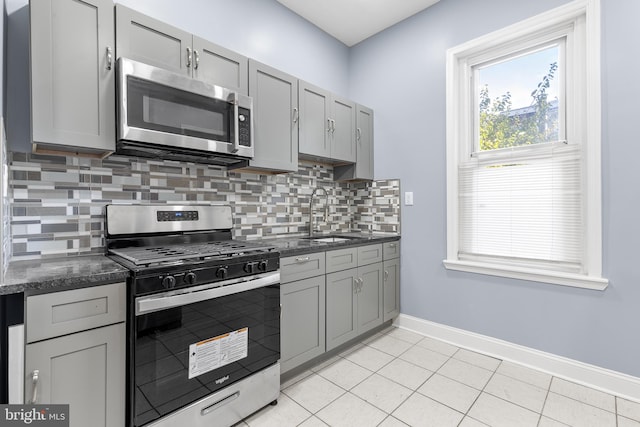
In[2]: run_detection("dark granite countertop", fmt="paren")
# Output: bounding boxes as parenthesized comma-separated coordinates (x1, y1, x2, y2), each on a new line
(0, 233, 400, 296)
(260, 232, 401, 257)
(1, 254, 130, 296)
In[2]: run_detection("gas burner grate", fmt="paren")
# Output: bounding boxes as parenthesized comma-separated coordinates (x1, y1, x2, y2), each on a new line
(109, 240, 275, 266)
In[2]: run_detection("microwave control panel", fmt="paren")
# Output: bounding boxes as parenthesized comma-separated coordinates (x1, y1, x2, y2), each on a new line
(238, 107, 251, 147)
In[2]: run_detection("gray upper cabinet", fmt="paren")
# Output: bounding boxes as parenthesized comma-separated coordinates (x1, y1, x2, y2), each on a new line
(30, 0, 115, 157)
(115, 5, 248, 94)
(193, 36, 248, 95)
(298, 81, 356, 163)
(299, 81, 332, 159)
(115, 4, 190, 76)
(335, 104, 374, 181)
(331, 96, 356, 163)
(247, 59, 299, 173)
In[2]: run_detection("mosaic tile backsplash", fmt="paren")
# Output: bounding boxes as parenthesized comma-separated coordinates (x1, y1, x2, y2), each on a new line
(8, 153, 400, 260)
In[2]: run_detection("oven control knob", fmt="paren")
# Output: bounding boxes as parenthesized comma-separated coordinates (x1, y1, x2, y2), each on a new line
(258, 260, 268, 271)
(162, 275, 176, 289)
(238, 114, 246, 122)
(216, 267, 228, 279)
(243, 262, 255, 274)
(184, 272, 197, 285)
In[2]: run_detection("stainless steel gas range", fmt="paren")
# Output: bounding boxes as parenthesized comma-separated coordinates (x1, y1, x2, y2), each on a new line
(105, 204, 280, 427)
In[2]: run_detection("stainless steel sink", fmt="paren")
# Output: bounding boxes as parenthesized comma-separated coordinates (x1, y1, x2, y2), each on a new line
(303, 234, 366, 243)
(308, 237, 350, 243)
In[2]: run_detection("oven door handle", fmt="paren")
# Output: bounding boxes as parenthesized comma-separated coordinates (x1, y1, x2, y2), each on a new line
(135, 272, 280, 315)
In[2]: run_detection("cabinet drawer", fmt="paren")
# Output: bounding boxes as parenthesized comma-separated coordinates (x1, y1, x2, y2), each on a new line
(358, 244, 383, 266)
(26, 282, 126, 343)
(326, 247, 358, 273)
(281, 253, 325, 283)
(383, 241, 400, 260)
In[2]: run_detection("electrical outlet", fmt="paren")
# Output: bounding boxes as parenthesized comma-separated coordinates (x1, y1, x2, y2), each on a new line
(404, 191, 414, 206)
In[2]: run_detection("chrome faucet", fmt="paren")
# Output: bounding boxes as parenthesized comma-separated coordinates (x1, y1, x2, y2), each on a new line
(309, 187, 329, 236)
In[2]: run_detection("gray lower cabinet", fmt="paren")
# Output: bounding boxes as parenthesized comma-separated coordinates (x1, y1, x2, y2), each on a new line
(280, 276, 326, 373)
(24, 282, 126, 427)
(30, 0, 115, 157)
(357, 262, 384, 333)
(383, 241, 401, 321)
(246, 59, 299, 173)
(116, 4, 248, 94)
(24, 324, 125, 427)
(383, 258, 400, 322)
(335, 104, 374, 181)
(326, 244, 384, 351)
(281, 242, 398, 373)
(280, 253, 326, 374)
(326, 263, 384, 351)
(325, 269, 358, 350)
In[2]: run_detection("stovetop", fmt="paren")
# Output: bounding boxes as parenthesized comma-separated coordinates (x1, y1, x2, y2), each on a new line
(109, 240, 276, 266)
(104, 204, 281, 295)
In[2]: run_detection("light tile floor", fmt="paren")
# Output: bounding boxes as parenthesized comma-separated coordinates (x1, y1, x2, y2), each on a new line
(237, 326, 640, 427)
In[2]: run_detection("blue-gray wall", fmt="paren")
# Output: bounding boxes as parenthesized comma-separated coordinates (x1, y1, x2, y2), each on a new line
(349, 0, 640, 377)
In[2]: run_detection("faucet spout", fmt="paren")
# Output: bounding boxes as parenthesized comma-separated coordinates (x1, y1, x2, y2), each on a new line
(309, 186, 329, 237)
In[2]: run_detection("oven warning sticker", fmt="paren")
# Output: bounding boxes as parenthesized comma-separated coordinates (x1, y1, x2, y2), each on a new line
(188, 327, 249, 379)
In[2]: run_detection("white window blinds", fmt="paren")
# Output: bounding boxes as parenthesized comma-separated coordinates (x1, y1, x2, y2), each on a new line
(458, 143, 583, 273)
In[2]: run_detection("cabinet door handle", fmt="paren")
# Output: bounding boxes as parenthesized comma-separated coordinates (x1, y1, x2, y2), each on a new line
(356, 127, 362, 142)
(30, 370, 39, 404)
(331, 119, 336, 134)
(106, 46, 113, 71)
(194, 50, 200, 70)
(327, 118, 332, 133)
(384, 270, 389, 282)
(295, 256, 310, 263)
(186, 47, 192, 68)
(389, 243, 397, 248)
(293, 108, 299, 124)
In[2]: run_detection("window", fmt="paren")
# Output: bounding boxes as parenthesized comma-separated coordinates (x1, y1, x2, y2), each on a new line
(444, 0, 607, 290)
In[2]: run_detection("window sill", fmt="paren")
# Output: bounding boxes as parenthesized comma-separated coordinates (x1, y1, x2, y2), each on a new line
(442, 259, 608, 291)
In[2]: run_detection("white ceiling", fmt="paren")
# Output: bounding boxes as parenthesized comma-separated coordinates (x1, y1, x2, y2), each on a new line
(276, 0, 440, 47)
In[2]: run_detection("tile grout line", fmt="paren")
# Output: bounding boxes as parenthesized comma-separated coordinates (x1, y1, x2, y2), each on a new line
(536, 374, 553, 427)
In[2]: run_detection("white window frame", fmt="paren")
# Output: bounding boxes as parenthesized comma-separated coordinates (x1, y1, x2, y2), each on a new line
(444, 0, 607, 290)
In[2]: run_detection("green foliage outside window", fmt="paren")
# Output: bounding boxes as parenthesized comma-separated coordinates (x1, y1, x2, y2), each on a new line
(478, 62, 559, 151)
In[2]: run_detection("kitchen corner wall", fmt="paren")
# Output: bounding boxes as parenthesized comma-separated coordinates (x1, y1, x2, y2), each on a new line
(1, 119, 8, 275)
(8, 152, 400, 260)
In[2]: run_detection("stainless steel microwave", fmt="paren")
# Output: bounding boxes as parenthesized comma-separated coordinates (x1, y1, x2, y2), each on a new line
(116, 58, 253, 166)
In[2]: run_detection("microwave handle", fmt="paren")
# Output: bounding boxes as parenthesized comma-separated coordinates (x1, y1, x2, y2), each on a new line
(231, 93, 240, 153)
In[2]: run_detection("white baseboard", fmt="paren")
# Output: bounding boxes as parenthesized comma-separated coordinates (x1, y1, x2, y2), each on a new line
(394, 314, 640, 403)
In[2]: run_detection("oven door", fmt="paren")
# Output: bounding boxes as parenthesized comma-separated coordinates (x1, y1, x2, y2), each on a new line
(118, 57, 253, 158)
(130, 272, 280, 427)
